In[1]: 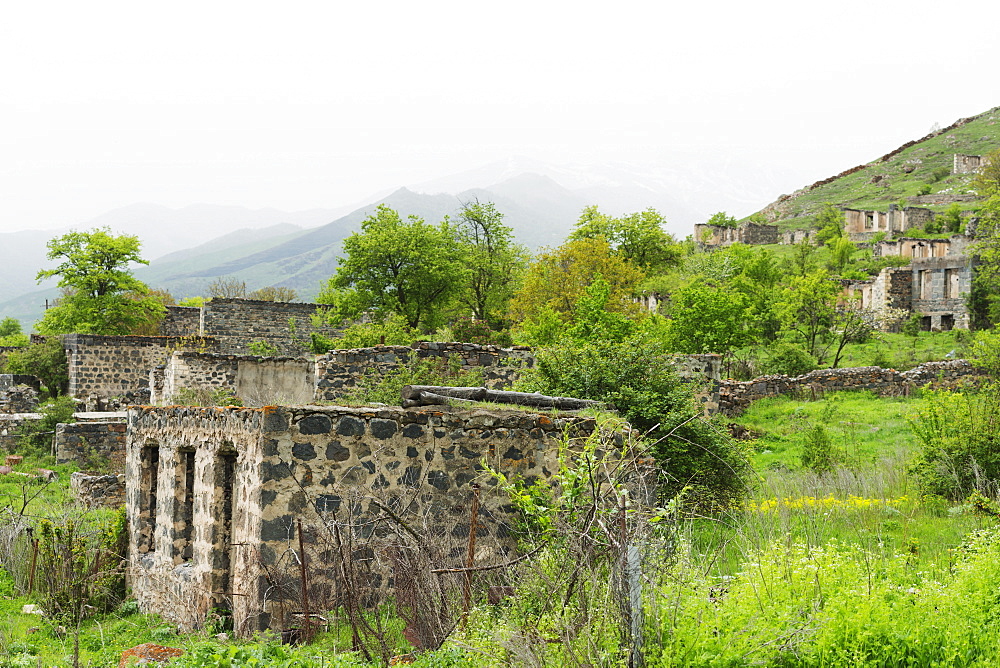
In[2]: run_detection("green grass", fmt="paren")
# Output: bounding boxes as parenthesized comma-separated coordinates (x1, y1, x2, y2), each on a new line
(835, 328, 973, 370)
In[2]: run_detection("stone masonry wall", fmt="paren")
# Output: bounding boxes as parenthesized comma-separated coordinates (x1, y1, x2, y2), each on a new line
(159, 306, 201, 336)
(126, 404, 604, 635)
(200, 299, 341, 356)
(315, 342, 535, 400)
(719, 359, 987, 416)
(153, 351, 315, 406)
(71, 472, 125, 508)
(63, 334, 219, 405)
(55, 421, 127, 473)
(0, 376, 40, 414)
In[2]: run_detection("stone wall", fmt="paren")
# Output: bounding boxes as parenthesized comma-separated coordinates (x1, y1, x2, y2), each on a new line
(200, 299, 341, 356)
(55, 421, 127, 473)
(71, 472, 125, 508)
(671, 354, 722, 415)
(0, 376, 40, 414)
(781, 229, 813, 245)
(907, 194, 980, 207)
(126, 404, 605, 635)
(159, 306, 201, 336)
(63, 334, 219, 407)
(695, 222, 779, 247)
(153, 351, 315, 406)
(910, 256, 973, 330)
(844, 207, 934, 242)
(876, 235, 971, 259)
(719, 359, 987, 416)
(315, 342, 535, 400)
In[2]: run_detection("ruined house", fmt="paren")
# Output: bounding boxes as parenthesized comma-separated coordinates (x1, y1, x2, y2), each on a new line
(694, 221, 779, 248)
(848, 234, 974, 330)
(126, 404, 608, 635)
(843, 206, 934, 242)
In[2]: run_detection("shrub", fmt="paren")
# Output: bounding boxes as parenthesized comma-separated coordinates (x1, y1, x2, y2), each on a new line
(16, 395, 76, 457)
(311, 314, 420, 354)
(520, 339, 751, 505)
(760, 342, 818, 377)
(801, 423, 839, 473)
(4, 336, 68, 397)
(342, 356, 483, 406)
(909, 385, 1000, 499)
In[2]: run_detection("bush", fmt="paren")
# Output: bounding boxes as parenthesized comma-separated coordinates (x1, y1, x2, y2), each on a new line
(801, 423, 839, 473)
(311, 315, 420, 353)
(4, 336, 68, 397)
(342, 356, 483, 406)
(15, 395, 76, 457)
(520, 339, 751, 505)
(760, 342, 818, 377)
(909, 385, 1000, 499)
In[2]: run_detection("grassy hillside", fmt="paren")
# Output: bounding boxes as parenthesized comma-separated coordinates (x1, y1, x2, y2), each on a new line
(759, 106, 1000, 229)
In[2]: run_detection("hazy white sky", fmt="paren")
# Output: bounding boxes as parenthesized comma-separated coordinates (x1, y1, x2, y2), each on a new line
(2, 0, 998, 232)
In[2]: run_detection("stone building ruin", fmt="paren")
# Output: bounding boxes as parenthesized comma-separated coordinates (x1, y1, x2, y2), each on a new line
(126, 404, 606, 635)
(843, 206, 934, 242)
(694, 221, 779, 248)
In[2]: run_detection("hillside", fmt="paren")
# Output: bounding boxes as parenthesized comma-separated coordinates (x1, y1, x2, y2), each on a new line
(757, 106, 1000, 229)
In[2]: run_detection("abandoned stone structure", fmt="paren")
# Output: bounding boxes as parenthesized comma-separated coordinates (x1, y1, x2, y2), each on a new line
(315, 342, 535, 400)
(781, 229, 813, 245)
(843, 206, 934, 242)
(159, 299, 341, 356)
(151, 351, 315, 406)
(694, 222, 779, 248)
(719, 359, 986, 416)
(55, 420, 127, 472)
(126, 404, 605, 635)
(847, 234, 974, 330)
(953, 153, 986, 174)
(0, 375, 40, 414)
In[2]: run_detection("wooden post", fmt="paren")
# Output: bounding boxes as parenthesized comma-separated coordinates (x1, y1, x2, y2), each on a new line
(462, 484, 481, 625)
(297, 520, 312, 642)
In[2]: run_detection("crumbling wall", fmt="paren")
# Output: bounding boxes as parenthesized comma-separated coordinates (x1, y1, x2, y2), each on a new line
(315, 342, 535, 400)
(55, 421, 127, 472)
(63, 334, 219, 406)
(719, 360, 986, 415)
(200, 299, 341, 356)
(953, 154, 984, 174)
(0, 376, 40, 414)
(671, 354, 722, 414)
(126, 404, 604, 635)
(153, 351, 315, 406)
(71, 472, 125, 508)
(695, 222, 778, 247)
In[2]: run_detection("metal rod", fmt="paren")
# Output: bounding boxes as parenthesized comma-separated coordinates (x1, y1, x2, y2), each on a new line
(297, 519, 312, 642)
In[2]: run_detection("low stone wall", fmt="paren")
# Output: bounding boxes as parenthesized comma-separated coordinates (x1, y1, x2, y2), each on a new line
(153, 351, 315, 406)
(126, 404, 611, 635)
(55, 421, 127, 473)
(70, 472, 125, 508)
(0, 414, 39, 452)
(719, 359, 988, 415)
(671, 354, 722, 415)
(315, 342, 535, 400)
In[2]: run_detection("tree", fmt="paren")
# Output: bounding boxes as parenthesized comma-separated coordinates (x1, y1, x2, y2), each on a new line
(329, 204, 465, 330)
(971, 148, 1000, 326)
(5, 336, 69, 396)
(814, 203, 845, 245)
(509, 236, 645, 327)
(0, 317, 28, 347)
(827, 236, 855, 273)
(570, 206, 683, 273)
(34, 228, 164, 335)
(248, 286, 298, 302)
(776, 270, 840, 360)
(207, 277, 248, 299)
(453, 200, 528, 327)
(706, 211, 738, 228)
(664, 283, 757, 355)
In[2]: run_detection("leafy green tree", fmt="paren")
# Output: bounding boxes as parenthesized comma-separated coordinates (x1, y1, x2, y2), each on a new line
(0, 317, 28, 347)
(509, 236, 645, 327)
(814, 203, 845, 245)
(827, 236, 855, 273)
(570, 206, 683, 273)
(664, 283, 757, 355)
(971, 149, 1000, 326)
(5, 336, 69, 396)
(34, 228, 164, 335)
(776, 271, 840, 359)
(328, 205, 465, 330)
(453, 200, 528, 327)
(706, 211, 738, 228)
(565, 277, 638, 343)
(940, 203, 964, 234)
